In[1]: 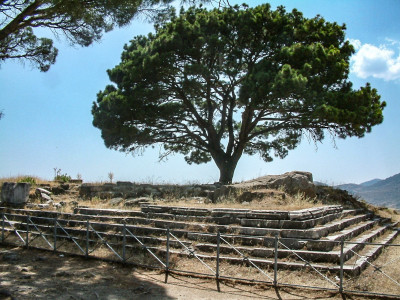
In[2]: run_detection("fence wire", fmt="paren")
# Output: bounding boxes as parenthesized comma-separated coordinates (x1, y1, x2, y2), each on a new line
(1, 211, 399, 298)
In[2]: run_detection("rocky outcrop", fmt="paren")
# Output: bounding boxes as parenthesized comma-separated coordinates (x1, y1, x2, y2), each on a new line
(214, 171, 316, 201)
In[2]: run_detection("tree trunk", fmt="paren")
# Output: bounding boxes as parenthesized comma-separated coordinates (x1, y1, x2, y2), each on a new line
(217, 158, 238, 184)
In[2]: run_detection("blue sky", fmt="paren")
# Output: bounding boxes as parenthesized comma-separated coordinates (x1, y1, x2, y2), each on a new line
(1, 0, 399, 185)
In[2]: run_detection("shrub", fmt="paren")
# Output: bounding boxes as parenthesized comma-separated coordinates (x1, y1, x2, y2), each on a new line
(55, 173, 71, 183)
(17, 176, 37, 185)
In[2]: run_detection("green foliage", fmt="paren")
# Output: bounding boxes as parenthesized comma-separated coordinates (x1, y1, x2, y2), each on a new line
(17, 176, 37, 185)
(54, 174, 72, 183)
(0, 0, 172, 71)
(92, 4, 385, 184)
(53, 167, 71, 182)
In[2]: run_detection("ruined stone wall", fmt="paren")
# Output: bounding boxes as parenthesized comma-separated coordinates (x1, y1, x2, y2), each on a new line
(79, 181, 219, 200)
(78, 171, 317, 202)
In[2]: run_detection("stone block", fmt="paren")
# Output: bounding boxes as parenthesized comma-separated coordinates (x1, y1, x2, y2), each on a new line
(116, 181, 134, 187)
(109, 197, 124, 206)
(251, 248, 274, 257)
(246, 211, 289, 220)
(1, 182, 30, 206)
(172, 208, 210, 216)
(36, 188, 51, 195)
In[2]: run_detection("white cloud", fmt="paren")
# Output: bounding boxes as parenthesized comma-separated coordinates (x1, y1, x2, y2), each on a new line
(348, 39, 362, 50)
(350, 40, 400, 81)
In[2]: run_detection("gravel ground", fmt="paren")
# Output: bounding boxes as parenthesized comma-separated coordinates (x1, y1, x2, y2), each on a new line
(0, 245, 383, 300)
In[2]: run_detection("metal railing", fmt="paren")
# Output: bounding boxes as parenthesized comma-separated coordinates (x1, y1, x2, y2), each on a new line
(1, 212, 399, 298)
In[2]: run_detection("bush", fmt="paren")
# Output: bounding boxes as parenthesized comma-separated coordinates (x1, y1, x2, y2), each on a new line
(54, 174, 71, 183)
(17, 176, 37, 185)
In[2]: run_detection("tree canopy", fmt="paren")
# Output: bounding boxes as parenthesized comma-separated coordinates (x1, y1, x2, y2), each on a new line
(92, 4, 385, 184)
(0, 0, 171, 71)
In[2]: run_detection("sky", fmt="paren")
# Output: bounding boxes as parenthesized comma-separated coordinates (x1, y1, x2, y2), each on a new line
(0, 0, 399, 185)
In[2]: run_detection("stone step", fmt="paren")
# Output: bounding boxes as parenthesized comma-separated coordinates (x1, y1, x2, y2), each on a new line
(350, 230, 399, 275)
(140, 205, 343, 220)
(7, 205, 359, 234)
(1, 207, 372, 242)
(341, 222, 399, 262)
(74, 206, 360, 228)
(1, 224, 191, 249)
(178, 222, 397, 264)
(240, 211, 342, 229)
(230, 214, 371, 239)
(1, 206, 397, 276)
(6, 218, 395, 268)
(306, 219, 379, 251)
(3, 212, 395, 266)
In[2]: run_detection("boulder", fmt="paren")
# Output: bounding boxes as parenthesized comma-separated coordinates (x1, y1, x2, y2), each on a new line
(237, 189, 286, 203)
(50, 186, 65, 195)
(36, 188, 51, 196)
(40, 193, 52, 203)
(1, 182, 31, 206)
(124, 197, 152, 207)
(35, 188, 52, 202)
(215, 171, 316, 201)
(109, 197, 124, 206)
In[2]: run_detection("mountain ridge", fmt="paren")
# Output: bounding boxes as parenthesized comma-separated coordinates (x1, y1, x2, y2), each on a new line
(336, 173, 400, 209)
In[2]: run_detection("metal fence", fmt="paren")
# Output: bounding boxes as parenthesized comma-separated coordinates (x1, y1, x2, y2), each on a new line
(1, 212, 399, 298)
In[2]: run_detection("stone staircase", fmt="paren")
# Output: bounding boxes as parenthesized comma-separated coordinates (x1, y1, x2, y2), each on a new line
(1, 204, 398, 276)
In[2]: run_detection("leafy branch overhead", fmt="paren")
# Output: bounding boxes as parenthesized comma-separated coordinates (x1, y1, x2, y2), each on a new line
(92, 4, 385, 184)
(0, 0, 172, 71)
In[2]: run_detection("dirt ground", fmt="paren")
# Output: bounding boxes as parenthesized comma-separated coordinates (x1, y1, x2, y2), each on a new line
(0, 245, 386, 300)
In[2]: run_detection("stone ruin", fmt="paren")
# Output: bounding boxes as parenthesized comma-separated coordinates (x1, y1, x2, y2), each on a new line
(1, 182, 31, 206)
(0, 170, 398, 288)
(78, 171, 317, 203)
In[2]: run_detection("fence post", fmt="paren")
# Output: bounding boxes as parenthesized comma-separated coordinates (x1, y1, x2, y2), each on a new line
(122, 223, 126, 263)
(216, 231, 221, 292)
(1, 213, 4, 243)
(273, 234, 279, 287)
(26, 216, 30, 248)
(339, 239, 345, 294)
(165, 227, 170, 283)
(53, 216, 57, 253)
(86, 220, 90, 258)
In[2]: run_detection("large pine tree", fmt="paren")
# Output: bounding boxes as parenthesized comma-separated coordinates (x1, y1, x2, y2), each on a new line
(92, 4, 385, 183)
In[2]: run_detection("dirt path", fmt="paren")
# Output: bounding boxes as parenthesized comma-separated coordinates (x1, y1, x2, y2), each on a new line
(0, 245, 378, 300)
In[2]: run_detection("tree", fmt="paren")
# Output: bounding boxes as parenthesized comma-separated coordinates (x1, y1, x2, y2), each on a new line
(92, 4, 385, 184)
(0, 0, 171, 71)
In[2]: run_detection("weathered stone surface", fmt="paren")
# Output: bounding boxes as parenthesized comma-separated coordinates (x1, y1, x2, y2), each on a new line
(238, 190, 286, 203)
(109, 197, 124, 206)
(50, 186, 65, 195)
(79, 182, 219, 200)
(36, 188, 51, 196)
(1, 182, 30, 206)
(37, 204, 50, 209)
(116, 181, 134, 187)
(246, 210, 289, 220)
(124, 197, 152, 207)
(216, 171, 316, 200)
(40, 193, 52, 203)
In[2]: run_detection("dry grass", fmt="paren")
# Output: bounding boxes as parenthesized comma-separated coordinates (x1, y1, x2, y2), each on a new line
(158, 192, 323, 211)
(0, 175, 51, 186)
(344, 235, 400, 295)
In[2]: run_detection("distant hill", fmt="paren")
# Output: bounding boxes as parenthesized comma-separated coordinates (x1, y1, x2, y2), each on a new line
(360, 178, 383, 187)
(336, 173, 400, 209)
